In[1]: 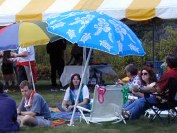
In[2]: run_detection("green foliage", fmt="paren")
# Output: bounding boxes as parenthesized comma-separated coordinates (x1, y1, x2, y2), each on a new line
(35, 45, 49, 65)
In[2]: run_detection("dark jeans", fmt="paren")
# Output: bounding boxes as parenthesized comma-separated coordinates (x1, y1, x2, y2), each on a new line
(18, 66, 27, 85)
(50, 64, 64, 87)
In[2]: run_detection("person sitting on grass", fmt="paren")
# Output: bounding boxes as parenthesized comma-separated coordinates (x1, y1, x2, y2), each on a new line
(0, 81, 19, 132)
(17, 80, 51, 127)
(58, 73, 90, 112)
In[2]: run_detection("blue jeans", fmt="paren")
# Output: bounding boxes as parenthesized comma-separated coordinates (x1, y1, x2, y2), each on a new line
(122, 100, 134, 109)
(125, 96, 157, 119)
(57, 103, 90, 112)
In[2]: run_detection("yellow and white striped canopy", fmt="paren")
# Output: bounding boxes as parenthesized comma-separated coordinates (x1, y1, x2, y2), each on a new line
(0, 0, 177, 26)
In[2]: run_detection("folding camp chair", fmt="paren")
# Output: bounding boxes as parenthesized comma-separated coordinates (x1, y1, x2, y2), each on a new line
(77, 85, 126, 124)
(145, 78, 177, 123)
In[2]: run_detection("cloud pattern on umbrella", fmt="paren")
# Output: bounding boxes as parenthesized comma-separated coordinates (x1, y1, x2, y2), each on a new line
(47, 10, 145, 56)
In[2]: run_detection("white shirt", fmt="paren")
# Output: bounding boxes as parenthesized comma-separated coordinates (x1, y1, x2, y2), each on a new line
(18, 46, 35, 62)
(64, 85, 89, 101)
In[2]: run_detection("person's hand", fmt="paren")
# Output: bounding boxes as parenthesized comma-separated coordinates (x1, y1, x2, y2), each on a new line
(132, 85, 139, 92)
(117, 79, 124, 85)
(8, 58, 17, 62)
(148, 82, 156, 88)
(11, 52, 17, 58)
(67, 105, 74, 111)
(17, 109, 21, 115)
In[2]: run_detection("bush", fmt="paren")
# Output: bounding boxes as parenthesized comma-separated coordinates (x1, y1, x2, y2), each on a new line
(36, 65, 50, 80)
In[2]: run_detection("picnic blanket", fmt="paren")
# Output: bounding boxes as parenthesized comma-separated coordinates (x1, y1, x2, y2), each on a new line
(49, 107, 81, 126)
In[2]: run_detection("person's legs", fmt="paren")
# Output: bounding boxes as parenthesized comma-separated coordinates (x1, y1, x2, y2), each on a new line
(128, 96, 156, 119)
(18, 115, 37, 126)
(57, 103, 71, 112)
(24, 66, 32, 83)
(35, 116, 51, 126)
(122, 100, 134, 109)
(17, 66, 28, 85)
(57, 64, 64, 88)
(51, 65, 57, 87)
(2, 74, 9, 88)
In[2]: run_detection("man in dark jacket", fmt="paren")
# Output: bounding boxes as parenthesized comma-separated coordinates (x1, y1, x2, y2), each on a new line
(0, 82, 19, 132)
(47, 39, 67, 90)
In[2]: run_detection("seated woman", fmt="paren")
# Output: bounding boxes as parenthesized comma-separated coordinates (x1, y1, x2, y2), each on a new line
(122, 66, 157, 119)
(122, 53, 177, 119)
(58, 73, 90, 112)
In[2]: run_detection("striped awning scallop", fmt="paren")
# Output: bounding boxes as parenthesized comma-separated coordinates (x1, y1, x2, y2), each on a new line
(0, 0, 177, 26)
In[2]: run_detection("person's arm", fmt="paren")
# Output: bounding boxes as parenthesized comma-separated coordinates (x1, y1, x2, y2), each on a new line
(77, 85, 90, 106)
(62, 88, 71, 111)
(132, 82, 157, 93)
(61, 40, 67, 50)
(17, 97, 37, 116)
(77, 99, 90, 106)
(12, 51, 28, 58)
(131, 90, 144, 97)
(117, 79, 125, 85)
(20, 111, 37, 117)
(61, 100, 69, 111)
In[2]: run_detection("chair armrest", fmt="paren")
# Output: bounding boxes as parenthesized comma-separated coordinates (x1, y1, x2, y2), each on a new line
(77, 105, 91, 113)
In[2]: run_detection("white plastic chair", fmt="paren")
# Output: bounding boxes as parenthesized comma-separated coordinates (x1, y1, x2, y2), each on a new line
(77, 85, 126, 124)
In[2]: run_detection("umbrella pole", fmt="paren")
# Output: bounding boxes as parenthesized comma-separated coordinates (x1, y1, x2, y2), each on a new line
(69, 48, 93, 126)
(83, 47, 87, 84)
(28, 60, 35, 91)
(25, 48, 35, 91)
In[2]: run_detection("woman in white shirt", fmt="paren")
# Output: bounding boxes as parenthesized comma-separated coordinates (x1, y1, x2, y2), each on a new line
(58, 73, 90, 112)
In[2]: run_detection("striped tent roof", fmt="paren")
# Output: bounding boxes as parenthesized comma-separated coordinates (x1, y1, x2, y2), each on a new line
(0, 0, 177, 26)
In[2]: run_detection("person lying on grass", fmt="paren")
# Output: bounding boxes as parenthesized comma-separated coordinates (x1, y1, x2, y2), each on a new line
(17, 80, 51, 127)
(58, 73, 90, 112)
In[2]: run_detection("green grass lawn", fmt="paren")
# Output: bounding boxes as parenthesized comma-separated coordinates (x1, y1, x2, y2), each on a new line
(7, 80, 177, 133)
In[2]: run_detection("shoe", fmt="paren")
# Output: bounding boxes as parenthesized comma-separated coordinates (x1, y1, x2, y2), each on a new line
(122, 110, 130, 120)
(4, 89, 8, 93)
(60, 88, 66, 92)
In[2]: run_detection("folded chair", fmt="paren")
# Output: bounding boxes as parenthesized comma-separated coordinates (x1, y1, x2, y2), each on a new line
(77, 85, 126, 124)
(145, 78, 177, 123)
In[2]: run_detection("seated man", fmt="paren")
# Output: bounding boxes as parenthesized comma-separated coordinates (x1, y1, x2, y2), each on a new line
(0, 82, 19, 132)
(122, 53, 177, 119)
(17, 80, 51, 126)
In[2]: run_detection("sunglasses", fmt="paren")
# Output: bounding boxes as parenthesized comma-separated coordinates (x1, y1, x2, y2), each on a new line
(142, 72, 148, 76)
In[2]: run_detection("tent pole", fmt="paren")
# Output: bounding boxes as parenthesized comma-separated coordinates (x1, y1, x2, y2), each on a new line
(152, 19, 155, 63)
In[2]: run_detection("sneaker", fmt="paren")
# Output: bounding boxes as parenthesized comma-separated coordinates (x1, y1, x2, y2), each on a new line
(60, 88, 66, 92)
(50, 89, 58, 92)
(4, 89, 8, 93)
(122, 110, 130, 120)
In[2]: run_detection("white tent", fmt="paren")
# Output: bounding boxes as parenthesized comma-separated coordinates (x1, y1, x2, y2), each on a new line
(1, 0, 177, 26)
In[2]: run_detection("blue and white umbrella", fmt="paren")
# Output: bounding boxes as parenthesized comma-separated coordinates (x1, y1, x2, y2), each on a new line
(46, 10, 145, 57)
(46, 10, 145, 126)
